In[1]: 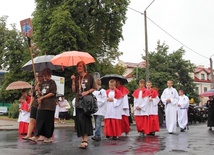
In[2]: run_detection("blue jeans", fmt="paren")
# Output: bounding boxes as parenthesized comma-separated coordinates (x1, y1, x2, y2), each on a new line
(93, 115, 103, 137)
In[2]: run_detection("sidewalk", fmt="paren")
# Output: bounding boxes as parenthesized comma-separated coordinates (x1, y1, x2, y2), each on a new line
(0, 119, 75, 131)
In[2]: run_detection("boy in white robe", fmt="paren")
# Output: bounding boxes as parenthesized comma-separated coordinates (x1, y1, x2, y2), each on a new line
(104, 79, 123, 140)
(132, 79, 150, 135)
(161, 80, 179, 134)
(177, 90, 189, 132)
(146, 81, 160, 135)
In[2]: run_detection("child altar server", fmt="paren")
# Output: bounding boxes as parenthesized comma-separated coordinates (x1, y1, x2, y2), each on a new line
(104, 79, 123, 140)
(132, 79, 150, 135)
(18, 96, 30, 134)
(146, 81, 160, 135)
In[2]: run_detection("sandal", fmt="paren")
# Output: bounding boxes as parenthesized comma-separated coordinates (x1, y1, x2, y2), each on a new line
(44, 138, 52, 143)
(79, 141, 88, 149)
(22, 136, 30, 140)
(37, 136, 45, 141)
(28, 136, 38, 143)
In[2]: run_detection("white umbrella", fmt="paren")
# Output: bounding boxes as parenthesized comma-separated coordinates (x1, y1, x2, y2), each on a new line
(22, 55, 61, 72)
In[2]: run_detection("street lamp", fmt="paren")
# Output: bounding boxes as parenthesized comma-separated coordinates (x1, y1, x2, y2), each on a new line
(144, 0, 155, 82)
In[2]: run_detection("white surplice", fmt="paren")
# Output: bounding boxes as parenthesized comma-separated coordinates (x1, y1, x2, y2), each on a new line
(104, 90, 123, 119)
(17, 110, 30, 123)
(161, 87, 179, 133)
(177, 95, 189, 129)
(148, 96, 160, 115)
(133, 90, 150, 116)
(121, 94, 130, 116)
(93, 88, 107, 116)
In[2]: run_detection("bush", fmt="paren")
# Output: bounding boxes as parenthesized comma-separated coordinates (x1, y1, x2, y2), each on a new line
(8, 101, 19, 119)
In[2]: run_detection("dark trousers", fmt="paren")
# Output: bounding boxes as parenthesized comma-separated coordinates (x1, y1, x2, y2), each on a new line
(35, 109, 55, 138)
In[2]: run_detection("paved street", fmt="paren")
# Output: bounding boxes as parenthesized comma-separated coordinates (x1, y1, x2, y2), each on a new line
(0, 121, 214, 155)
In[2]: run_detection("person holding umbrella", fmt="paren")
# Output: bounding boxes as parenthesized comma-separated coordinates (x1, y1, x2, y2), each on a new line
(71, 61, 96, 149)
(29, 68, 57, 143)
(22, 72, 44, 140)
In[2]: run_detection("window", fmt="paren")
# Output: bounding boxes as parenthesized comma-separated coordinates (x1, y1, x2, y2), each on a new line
(204, 87, 207, 92)
(195, 87, 199, 94)
(201, 73, 205, 80)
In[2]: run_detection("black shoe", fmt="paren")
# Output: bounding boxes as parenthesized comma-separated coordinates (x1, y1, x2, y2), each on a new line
(148, 132, 155, 136)
(180, 129, 185, 132)
(169, 132, 173, 134)
(91, 136, 101, 141)
(209, 127, 212, 131)
(112, 136, 118, 140)
(105, 136, 111, 140)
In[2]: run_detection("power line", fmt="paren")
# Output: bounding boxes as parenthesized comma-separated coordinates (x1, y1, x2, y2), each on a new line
(127, 7, 209, 60)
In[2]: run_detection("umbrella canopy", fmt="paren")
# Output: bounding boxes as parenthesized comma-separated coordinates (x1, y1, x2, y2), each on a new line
(100, 74, 128, 85)
(199, 89, 214, 97)
(22, 55, 61, 72)
(50, 51, 95, 67)
(6, 81, 32, 90)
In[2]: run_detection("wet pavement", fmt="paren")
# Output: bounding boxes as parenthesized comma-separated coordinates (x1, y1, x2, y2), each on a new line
(0, 123, 214, 155)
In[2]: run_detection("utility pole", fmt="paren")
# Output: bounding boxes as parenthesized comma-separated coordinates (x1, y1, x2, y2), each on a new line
(210, 57, 214, 88)
(144, 0, 155, 82)
(144, 10, 149, 82)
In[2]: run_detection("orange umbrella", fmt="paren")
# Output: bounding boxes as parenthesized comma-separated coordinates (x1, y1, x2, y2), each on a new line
(6, 81, 32, 90)
(50, 51, 95, 67)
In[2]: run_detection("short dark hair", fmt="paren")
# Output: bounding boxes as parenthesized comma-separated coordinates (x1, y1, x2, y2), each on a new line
(42, 68, 52, 76)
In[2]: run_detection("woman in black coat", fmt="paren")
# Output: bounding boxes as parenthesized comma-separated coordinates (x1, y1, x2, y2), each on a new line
(206, 96, 214, 130)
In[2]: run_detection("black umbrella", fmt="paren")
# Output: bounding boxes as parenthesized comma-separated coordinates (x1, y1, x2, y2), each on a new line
(22, 55, 61, 72)
(100, 74, 128, 85)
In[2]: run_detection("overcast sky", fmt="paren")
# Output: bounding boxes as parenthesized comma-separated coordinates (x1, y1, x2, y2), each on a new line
(0, 0, 213, 67)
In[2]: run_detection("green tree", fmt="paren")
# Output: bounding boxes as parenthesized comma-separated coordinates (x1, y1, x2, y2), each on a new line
(32, 0, 129, 58)
(31, 0, 129, 99)
(133, 41, 198, 103)
(0, 16, 32, 102)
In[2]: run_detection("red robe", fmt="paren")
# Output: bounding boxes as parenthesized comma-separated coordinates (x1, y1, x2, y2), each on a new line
(147, 88, 160, 133)
(105, 88, 123, 137)
(132, 87, 151, 134)
(18, 101, 29, 134)
(117, 85, 130, 134)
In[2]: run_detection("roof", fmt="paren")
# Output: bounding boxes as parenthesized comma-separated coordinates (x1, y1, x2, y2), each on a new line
(194, 67, 212, 74)
(194, 76, 211, 83)
(123, 61, 146, 68)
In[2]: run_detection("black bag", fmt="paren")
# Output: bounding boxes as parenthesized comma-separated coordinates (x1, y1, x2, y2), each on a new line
(78, 94, 98, 115)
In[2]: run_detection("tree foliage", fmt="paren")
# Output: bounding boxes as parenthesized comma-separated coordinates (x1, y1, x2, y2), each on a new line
(0, 1, 130, 102)
(133, 41, 198, 102)
(31, 0, 129, 100)
(0, 16, 32, 102)
(32, 0, 129, 59)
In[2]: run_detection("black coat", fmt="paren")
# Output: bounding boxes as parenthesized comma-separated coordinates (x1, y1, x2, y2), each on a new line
(206, 99, 214, 127)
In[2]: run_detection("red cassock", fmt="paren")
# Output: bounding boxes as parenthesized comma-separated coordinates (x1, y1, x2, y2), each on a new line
(134, 115, 150, 134)
(148, 88, 160, 133)
(117, 85, 130, 134)
(104, 88, 123, 137)
(132, 88, 151, 134)
(18, 102, 29, 134)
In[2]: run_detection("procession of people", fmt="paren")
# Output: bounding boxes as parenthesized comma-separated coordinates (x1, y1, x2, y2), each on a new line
(15, 58, 214, 150)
